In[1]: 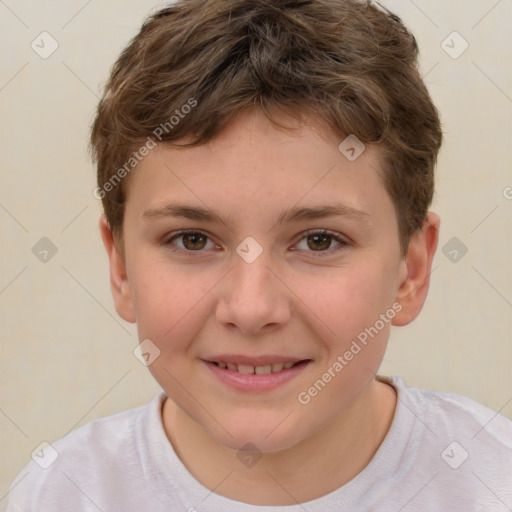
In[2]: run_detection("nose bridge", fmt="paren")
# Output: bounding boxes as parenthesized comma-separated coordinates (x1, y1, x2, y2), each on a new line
(216, 241, 292, 332)
(234, 247, 274, 295)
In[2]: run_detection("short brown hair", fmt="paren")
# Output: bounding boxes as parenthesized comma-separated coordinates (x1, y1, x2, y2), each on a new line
(90, 0, 442, 257)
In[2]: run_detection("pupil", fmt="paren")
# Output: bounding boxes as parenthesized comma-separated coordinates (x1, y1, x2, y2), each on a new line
(309, 234, 330, 251)
(184, 233, 206, 250)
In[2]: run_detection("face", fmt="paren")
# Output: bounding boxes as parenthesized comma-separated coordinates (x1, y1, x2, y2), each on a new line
(108, 108, 414, 453)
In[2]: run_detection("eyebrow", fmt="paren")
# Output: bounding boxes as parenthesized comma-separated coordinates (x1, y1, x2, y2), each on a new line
(143, 202, 372, 229)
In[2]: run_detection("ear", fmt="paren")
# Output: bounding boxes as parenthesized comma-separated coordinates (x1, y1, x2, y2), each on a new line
(392, 212, 440, 326)
(99, 214, 136, 323)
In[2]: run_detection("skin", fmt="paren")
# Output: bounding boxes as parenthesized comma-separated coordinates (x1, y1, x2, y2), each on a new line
(100, 107, 439, 506)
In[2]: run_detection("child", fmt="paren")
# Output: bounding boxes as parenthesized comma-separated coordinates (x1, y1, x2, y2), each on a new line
(5, 0, 511, 509)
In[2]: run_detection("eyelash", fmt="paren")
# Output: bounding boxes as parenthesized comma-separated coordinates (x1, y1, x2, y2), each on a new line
(163, 229, 350, 258)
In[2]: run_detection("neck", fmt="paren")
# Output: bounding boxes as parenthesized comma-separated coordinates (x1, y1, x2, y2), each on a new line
(162, 378, 396, 506)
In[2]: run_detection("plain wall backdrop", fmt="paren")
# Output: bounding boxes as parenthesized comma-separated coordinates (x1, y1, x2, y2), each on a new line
(1, 0, 511, 500)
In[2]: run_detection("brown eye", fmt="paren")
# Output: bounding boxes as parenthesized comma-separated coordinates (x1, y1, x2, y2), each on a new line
(306, 233, 332, 251)
(166, 231, 215, 252)
(294, 229, 349, 257)
(165, 229, 349, 258)
(181, 232, 207, 250)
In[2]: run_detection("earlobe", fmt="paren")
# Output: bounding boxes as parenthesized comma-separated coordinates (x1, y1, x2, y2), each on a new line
(392, 212, 440, 326)
(99, 215, 136, 323)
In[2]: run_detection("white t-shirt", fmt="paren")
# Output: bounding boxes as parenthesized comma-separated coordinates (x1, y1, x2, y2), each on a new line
(3, 375, 512, 511)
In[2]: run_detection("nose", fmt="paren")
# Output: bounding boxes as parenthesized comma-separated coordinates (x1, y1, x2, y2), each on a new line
(215, 249, 293, 335)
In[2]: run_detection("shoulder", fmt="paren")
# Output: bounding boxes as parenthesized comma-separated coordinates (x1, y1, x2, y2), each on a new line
(379, 376, 512, 503)
(385, 375, 512, 481)
(374, 376, 512, 508)
(4, 392, 165, 511)
(50, 397, 151, 466)
(405, 378, 512, 448)
(385, 375, 512, 443)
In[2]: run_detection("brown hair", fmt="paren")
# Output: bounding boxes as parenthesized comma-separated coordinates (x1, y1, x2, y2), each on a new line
(90, 0, 442, 257)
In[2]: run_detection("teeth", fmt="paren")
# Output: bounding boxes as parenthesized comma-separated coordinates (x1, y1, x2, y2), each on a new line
(255, 365, 272, 375)
(215, 361, 300, 373)
(237, 364, 254, 374)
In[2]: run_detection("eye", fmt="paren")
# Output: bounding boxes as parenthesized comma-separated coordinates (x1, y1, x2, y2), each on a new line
(293, 229, 349, 257)
(164, 230, 217, 253)
(164, 229, 349, 257)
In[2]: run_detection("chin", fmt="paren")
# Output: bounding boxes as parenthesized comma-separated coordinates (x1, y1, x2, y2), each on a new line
(209, 418, 305, 454)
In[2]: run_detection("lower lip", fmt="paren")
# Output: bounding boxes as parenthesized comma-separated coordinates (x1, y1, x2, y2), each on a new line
(202, 360, 311, 391)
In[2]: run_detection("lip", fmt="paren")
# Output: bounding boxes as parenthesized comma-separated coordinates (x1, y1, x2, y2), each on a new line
(202, 359, 311, 392)
(203, 354, 305, 366)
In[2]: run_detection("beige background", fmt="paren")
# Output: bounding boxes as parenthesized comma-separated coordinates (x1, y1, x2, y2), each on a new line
(1, 0, 511, 501)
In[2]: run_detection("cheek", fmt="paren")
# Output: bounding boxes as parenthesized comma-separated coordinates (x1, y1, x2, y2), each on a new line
(295, 267, 394, 413)
(130, 263, 210, 388)
(130, 259, 206, 344)
(295, 263, 393, 345)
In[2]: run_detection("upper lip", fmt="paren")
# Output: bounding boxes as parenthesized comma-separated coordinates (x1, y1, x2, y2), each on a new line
(204, 355, 309, 366)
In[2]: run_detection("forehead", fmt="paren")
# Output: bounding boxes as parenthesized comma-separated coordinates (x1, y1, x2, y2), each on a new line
(123, 108, 393, 229)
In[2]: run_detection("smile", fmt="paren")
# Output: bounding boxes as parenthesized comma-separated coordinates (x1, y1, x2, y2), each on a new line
(202, 359, 312, 391)
(211, 361, 301, 374)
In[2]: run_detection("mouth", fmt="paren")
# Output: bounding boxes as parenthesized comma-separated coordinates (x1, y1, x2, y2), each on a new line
(209, 360, 309, 374)
(202, 357, 312, 391)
